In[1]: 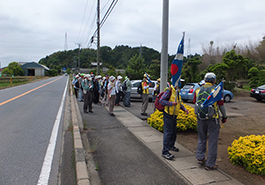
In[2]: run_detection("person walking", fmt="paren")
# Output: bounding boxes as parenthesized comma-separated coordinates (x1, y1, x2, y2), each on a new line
(141, 73, 150, 116)
(195, 72, 227, 170)
(115, 75, 123, 106)
(108, 76, 116, 116)
(82, 74, 94, 113)
(153, 78, 160, 111)
(78, 73, 84, 102)
(159, 84, 189, 160)
(72, 75, 79, 98)
(123, 75, 132, 107)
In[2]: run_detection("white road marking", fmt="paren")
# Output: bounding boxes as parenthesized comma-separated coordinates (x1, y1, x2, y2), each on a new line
(37, 77, 68, 185)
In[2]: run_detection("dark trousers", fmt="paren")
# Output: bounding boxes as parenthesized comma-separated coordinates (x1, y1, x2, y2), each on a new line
(196, 118, 220, 167)
(115, 92, 120, 104)
(74, 88, 78, 98)
(162, 112, 177, 154)
(83, 91, 93, 112)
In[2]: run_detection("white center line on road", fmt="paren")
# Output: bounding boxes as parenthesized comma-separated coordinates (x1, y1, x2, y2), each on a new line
(37, 77, 68, 185)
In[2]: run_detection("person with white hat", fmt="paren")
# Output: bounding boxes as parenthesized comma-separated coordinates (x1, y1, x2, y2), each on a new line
(82, 74, 94, 113)
(195, 72, 227, 170)
(115, 75, 123, 106)
(108, 76, 116, 116)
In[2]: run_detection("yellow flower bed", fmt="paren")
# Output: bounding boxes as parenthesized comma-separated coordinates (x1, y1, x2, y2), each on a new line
(227, 135, 265, 175)
(147, 104, 197, 132)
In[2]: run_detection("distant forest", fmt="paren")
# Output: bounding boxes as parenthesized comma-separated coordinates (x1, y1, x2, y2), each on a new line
(38, 37, 265, 89)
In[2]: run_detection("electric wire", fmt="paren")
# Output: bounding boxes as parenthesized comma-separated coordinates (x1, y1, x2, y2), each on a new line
(86, 0, 119, 48)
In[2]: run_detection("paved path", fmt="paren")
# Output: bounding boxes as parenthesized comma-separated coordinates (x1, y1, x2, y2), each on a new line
(76, 98, 243, 185)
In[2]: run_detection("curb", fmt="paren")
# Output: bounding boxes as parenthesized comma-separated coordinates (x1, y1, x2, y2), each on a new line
(70, 87, 90, 185)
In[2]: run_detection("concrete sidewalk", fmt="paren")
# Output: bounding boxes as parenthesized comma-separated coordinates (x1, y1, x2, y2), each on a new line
(112, 105, 243, 185)
(73, 93, 243, 185)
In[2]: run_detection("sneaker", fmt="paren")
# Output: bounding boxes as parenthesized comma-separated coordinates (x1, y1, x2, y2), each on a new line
(89, 110, 93, 113)
(109, 113, 115, 117)
(205, 165, 218, 171)
(197, 159, 205, 165)
(171, 147, 179, 152)
(162, 153, 174, 160)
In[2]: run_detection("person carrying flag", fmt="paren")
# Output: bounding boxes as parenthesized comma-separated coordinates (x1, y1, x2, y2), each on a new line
(195, 72, 227, 170)
(140, 73, 151, 116)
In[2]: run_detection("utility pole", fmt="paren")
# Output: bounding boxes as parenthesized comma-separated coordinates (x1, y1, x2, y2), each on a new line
(160, 0, 169, 93)
(97, 0, 100, 75)
(76, 43, 82, 73)
(64, 33, 68, 51)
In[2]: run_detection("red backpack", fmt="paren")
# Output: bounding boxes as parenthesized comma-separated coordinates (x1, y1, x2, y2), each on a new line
(155, 90, 172, 111)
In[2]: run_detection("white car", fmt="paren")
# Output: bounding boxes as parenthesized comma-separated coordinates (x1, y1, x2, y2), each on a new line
(130, 80, 156, 100)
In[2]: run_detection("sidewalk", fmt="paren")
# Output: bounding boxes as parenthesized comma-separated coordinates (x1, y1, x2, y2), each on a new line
(75, 98, 243, 185)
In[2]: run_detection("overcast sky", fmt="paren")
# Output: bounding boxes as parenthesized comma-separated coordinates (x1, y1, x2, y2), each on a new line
(1, 0, 264, 68)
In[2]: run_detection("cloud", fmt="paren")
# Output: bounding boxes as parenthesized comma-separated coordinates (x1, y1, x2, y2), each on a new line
(0, 0, 265, 68)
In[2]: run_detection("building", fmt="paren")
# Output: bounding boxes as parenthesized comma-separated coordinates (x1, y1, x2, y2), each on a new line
(20, 62, 49, 76)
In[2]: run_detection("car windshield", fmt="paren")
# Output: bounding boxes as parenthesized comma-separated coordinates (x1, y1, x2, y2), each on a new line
(183, 84, 195, 89)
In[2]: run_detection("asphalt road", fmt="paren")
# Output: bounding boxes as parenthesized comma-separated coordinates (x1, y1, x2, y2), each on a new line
(0, 76, 69, 185)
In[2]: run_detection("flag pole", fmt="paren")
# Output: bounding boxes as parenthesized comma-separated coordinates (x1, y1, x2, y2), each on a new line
(160, 0, 169, 94)
(173, 32, 185, 116)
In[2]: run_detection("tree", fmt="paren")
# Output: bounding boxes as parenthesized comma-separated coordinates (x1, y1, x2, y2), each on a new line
(183, 56, 202, 82)
(248, 67, 260, 87)
(125, 54, 145, 80)
(222, 50, 248, 90)
(2, 62, 24, 76)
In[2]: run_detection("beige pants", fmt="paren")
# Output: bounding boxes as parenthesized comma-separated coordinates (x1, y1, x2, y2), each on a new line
(141, 93, 149, 114)
(109, 95, 116, 114)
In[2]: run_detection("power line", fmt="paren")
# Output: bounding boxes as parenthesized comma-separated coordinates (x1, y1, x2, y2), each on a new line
(87, 0, 119, 48)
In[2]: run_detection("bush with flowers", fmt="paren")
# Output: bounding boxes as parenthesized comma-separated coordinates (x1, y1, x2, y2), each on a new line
(147, 103, 197, 132)
(227, 135, 265, 175)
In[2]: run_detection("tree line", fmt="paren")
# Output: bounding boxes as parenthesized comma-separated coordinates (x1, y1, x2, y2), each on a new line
(2, 37, 265, 90)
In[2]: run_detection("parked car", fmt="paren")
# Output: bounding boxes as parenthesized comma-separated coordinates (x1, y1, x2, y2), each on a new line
(223, 89, 234, 102)
(250, 84, 265, 102)
(180, 82, 234, 103)
(180, 83, 200, 102)
(130, 80, 156, 100)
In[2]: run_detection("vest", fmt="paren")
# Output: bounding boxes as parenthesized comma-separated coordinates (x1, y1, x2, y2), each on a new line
(142, 81, 149, 94)
(164, 86, 181, 116)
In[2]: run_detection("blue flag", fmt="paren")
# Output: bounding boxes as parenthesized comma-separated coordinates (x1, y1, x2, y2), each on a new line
(201, 81, 223, 108)
(171, 34, 184, 87)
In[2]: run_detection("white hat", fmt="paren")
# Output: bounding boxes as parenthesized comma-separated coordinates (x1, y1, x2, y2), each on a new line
(85, 74, 91, 78)
(109, 76, 115, 82)
(117, 75, 122, 80)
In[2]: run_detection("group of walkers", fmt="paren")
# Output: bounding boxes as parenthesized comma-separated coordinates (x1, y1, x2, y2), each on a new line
(72, 73, 132, 116)
(72, 71, 228, 172)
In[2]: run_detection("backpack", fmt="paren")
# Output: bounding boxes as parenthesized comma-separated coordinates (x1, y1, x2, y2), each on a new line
(122, 80, 127, 91)
(137, 81, 143, 94)
(75, 80, 79, 88)
(155, 90, 172, 111)
(195, 86, 216, 120)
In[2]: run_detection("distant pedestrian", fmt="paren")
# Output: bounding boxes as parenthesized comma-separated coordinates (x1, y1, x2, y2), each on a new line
(108, 76, 116, 116)
(72, 75, 79, 98)
(159, 84, 189, 160)
(78, 73, 84, 102)
(153, 78, 160, 111)
(115, 75, 123, 106)
(141, 73, 150, 116)
(82, 74, 93, 113)
(123, 75, 132, 107)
